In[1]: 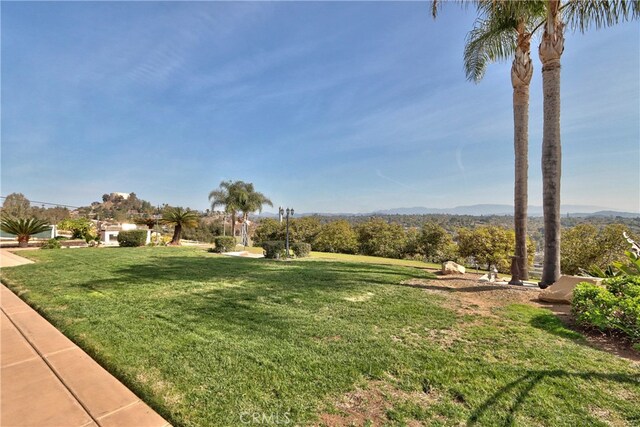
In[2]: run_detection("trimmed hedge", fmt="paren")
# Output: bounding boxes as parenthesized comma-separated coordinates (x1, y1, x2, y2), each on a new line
(117, 230, 147, 247)
(214, 236, 236, 253)
(572, 276, 640, 342)
(291, 242, 311, 258)
(263, 241, 286, 259)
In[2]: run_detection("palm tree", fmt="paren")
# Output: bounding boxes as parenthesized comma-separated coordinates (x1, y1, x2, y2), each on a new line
(1, 217, 51, 248)
(437, 1, 545, 282)
(162, 207, 199, 245)
(209, 181, 243, 238)
(538, 0, 639, 288)
(237, 183, 273, 223)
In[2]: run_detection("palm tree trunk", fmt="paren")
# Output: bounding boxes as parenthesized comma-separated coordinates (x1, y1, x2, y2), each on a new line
(539, 1, 564, 288)
(170, 224, 182, 245)
(511, 27, 533, 283)
(230, 213, 236, 239)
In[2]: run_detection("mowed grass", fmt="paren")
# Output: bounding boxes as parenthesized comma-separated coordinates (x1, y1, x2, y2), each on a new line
(1, 247, 638, 426)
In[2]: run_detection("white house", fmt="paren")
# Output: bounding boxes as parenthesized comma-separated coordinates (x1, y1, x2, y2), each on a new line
(99, 223, 151, 245)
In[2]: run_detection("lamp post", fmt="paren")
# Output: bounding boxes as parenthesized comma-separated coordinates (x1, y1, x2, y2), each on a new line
(280, 207, 294, 258)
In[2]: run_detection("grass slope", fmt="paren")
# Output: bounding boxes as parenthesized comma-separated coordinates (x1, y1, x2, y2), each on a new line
(2, 247, 638, 427)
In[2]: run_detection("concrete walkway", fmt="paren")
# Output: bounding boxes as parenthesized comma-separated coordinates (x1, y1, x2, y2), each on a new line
(1, 284, 171, 427)
(0, 249, 35, 268)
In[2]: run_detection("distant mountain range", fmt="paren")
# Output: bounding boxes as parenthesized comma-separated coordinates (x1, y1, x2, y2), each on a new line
(258, 204, 640, 218)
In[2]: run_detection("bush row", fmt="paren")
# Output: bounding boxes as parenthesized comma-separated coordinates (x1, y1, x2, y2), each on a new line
(253, 218, 535, 271)
(261, 241, 311, 259)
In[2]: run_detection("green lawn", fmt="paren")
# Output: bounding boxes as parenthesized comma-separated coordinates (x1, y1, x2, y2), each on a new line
(2, 247, 638, 426)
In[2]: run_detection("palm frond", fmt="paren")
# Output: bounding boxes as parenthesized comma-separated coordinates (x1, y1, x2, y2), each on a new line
(563, 0, 640, 33)
(161, 207, 199, 229)
(0, 217, 50, 237)
(464, 17, 518, 82)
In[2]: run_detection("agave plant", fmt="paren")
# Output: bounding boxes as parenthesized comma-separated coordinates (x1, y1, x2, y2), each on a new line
(0, 217, 51, 247)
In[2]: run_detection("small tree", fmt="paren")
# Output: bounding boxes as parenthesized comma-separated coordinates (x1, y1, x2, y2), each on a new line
(561, 223, 634, 275)
(313, 220, 358, 254)
(289, 217, 322, 244)
(1, 193, 31, 218)
(57, 218, 94, 239)
(356, 218, 407, 259)
(253, 218, 285, 247)
(457, 225, 534, 273)
(1, 217, 50, 247)
(162, 207, 199, 245)
(419, 222, 458, 263)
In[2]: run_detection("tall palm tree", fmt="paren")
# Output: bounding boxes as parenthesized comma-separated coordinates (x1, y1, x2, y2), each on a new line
(1, 217, 51, 247)
(237, 183, 273, 223)
(162, 207, 199, 245)
(437, 1, 545, 282)
(209, 181, 243, 238)
(538, 0, 639, 288)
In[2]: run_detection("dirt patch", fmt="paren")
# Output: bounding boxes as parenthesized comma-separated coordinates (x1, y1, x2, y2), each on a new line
(402, 273, 539, 317)
(317, 380, 438, 427)
(402, 273, 640, 363)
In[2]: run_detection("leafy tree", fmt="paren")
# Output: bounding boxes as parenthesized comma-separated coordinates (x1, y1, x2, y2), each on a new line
(457, 225, 534, 273)
(253, 218, 285, 246)
(1, 193, 31, 218)
(313, 220, 358, 254)
(419, 222, 459, 263)
(57, 218, 95, 239)
(182, 218, 224, 243)
(356, 219, 407, 259)
(404, 228, 422, 257)
(289, 217, 322, 244)
(1, 217, 50, 247)
(561, 223, 634, 275)
(30, 206, 70, 224)
(162, 207, 199, 245)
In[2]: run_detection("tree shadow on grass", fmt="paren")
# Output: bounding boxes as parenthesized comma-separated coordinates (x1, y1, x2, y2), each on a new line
(398, 282, 507, 293)
(74, 256, 436, 293)
(468, 369, 640, 426)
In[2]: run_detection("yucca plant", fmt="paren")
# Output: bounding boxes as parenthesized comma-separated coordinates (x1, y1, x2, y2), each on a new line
(162, 207, 199, 245)
(1, 217, 51, 247)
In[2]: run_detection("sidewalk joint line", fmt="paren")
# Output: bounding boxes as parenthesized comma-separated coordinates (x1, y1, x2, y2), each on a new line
(95, 399, 141, 420)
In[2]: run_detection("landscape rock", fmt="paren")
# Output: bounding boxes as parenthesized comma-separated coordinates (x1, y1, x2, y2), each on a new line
(538, 275, 603, 304)
(442, 261, 465, 275)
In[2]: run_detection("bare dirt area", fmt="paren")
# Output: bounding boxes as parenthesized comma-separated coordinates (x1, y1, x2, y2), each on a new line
(317, 380, 439, 427)
(405, 272, 640, 363)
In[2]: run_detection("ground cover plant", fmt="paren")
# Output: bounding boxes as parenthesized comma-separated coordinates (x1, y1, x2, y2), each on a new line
(2, 247, 639, 426)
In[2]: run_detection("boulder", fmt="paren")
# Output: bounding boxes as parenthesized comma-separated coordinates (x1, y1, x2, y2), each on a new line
(538, 275, 603, 304)
(442, 261, 466, 275)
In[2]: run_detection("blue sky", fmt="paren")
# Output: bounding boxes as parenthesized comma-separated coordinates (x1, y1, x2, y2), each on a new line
(2, 2, 638, 213)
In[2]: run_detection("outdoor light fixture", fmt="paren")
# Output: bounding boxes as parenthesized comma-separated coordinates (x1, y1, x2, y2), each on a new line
(282, 207, 294, 258)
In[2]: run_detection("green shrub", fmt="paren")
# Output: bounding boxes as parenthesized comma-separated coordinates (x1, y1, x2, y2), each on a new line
(262, 241, 286, 259)
(117, 230, 147, 247)
(214, 236, 236, 253)
(291, 242, 311, 258)
(41, 238, 61, 249)
(572, 276, 640, 342)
